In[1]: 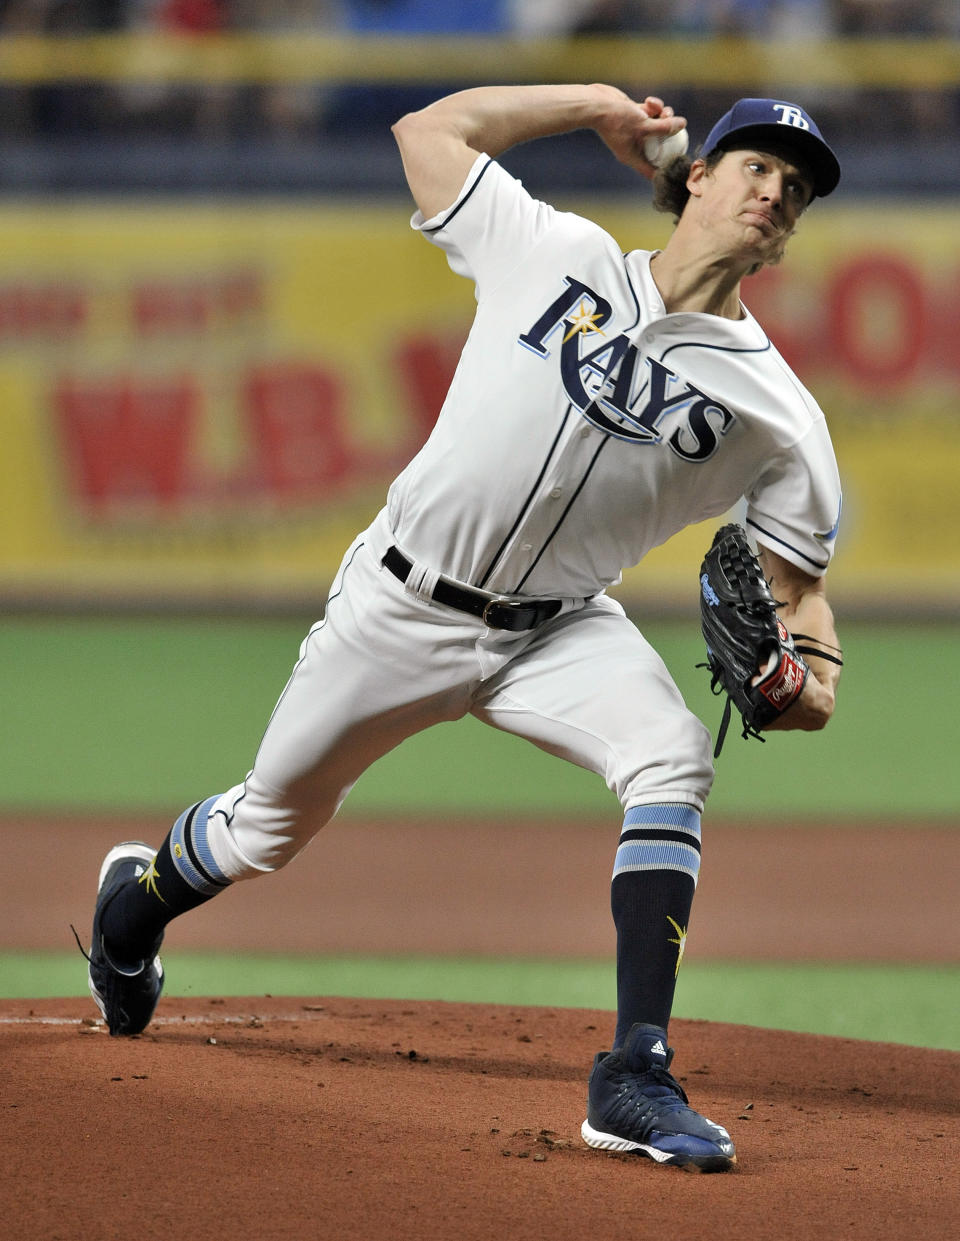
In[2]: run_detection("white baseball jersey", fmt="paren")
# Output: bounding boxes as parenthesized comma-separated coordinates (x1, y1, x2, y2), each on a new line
(387, 155, 841, 600)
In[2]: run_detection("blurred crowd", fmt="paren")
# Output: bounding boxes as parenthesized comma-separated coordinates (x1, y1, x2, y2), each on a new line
(0, 0, 956, 184)
(1, 0, 956, 36)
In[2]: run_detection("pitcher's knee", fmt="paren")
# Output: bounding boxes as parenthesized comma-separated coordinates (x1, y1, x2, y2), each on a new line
(202, 780, 330, 881)
(618, 711, 715, 811)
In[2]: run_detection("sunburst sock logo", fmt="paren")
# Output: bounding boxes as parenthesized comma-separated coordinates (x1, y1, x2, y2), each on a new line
(137, 857, 167, 904)
(666, 915, 688, 978)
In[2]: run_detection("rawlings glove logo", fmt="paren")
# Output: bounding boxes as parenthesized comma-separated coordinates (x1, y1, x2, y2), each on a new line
(757, 651, 807, 708)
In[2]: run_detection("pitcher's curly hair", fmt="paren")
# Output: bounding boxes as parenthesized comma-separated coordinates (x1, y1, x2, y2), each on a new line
(652, 148, 725, 221)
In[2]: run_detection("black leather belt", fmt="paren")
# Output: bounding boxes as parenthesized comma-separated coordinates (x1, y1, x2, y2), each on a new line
(381, 545, 564, 632)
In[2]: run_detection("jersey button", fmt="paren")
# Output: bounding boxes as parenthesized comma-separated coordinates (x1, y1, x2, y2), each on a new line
(549, 487, 562, 499)
(520, 543, 532, 552)
(580, 426, 590, 438)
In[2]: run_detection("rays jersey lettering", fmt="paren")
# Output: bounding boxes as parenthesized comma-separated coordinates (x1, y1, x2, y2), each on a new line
(518, 276, 736, 462)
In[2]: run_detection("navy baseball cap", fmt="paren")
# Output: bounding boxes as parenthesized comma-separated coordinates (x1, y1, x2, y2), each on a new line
(702, 98, 841, 198)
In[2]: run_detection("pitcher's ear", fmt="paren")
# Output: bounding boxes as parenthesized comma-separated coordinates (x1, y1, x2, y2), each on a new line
(686, 157, 708, 197)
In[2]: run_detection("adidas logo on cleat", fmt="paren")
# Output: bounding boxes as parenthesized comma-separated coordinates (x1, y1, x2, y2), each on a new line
(650, 1039, 666, 1056)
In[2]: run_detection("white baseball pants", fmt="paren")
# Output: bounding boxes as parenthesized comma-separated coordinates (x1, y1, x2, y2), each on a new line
(201, 510, 714, 881)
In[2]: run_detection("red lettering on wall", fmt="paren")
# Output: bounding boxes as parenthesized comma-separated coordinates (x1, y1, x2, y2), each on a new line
(930, 275, 960, 378)
(219, 271, 263, 318)
(742, 267, 815, 371)
(132, 270, 264, 335)
(134, 284, 210, 334)
(827, 255, 926, 388)
(0, 284, 87, 338)
(392, 333, 464, 451)
(246, 363, 353, 497)
(54, 376, 198, 510)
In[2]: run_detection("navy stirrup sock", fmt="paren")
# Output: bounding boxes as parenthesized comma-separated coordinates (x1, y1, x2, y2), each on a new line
(610, 804, 701, 1048)
(100, 796, 232, 963)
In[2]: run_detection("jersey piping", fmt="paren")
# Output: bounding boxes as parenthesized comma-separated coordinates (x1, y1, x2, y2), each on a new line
(745, 518, 829, 572)
(476, 405, 573, 589)
(659, 336, 773, 363)
(620, 252, 644, 330)
(512, 437, 610, 592)
(422, 157, 495, 234)
(245, 538, 367, 781)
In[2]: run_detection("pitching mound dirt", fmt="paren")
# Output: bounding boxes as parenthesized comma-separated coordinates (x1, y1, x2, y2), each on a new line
(3, 996, 957, 1241)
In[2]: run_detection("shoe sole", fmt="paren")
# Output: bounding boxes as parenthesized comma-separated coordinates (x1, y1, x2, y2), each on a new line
(581, 1118, 736, 1172)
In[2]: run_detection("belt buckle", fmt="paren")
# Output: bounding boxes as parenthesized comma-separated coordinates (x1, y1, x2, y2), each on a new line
(482, 597, 525, 630)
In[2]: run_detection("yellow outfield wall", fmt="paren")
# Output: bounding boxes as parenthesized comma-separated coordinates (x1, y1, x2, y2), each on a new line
(0, 198, 957, 611)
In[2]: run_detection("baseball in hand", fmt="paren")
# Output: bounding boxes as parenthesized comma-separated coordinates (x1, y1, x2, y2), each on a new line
(643, 127, 689, 167)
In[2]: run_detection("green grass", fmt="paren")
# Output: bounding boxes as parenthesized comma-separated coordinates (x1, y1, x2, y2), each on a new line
(4, 952, 958, 1051)
(4, 620, 954, 1056)
(0, 616, 958, 819)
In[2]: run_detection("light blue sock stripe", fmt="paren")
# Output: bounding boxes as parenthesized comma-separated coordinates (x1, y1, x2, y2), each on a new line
(170, 796, 230, 895)
(190, 795, 230, 885)
(623, 803, 701, 839)
(612, 840, 701, 882)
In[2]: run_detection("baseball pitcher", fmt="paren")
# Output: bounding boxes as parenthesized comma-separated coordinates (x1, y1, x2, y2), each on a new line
(81, 86, 844, 1172)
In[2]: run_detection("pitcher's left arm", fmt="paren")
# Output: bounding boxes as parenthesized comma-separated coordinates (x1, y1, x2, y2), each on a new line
(757, 544, 842, 731)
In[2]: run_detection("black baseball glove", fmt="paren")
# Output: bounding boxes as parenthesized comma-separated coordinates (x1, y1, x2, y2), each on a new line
(698, 523, 809, 756)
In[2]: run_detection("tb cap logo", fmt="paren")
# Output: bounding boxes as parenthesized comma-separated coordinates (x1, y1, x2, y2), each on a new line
(771, 103, 810, 130)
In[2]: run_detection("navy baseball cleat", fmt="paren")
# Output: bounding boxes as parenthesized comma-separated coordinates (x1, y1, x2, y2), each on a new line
(581, 1023, 736, 1172)
(84, 842, 164, 1037)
